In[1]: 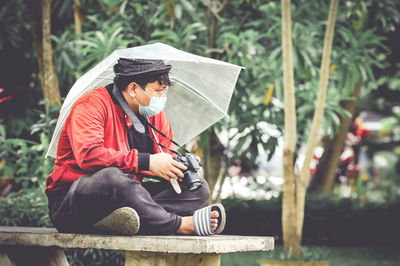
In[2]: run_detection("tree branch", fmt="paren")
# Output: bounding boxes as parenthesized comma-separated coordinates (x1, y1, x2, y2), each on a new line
(236, 9, 252, 35)
(203, 0, 229, 21)
(216, 0, 229, 14)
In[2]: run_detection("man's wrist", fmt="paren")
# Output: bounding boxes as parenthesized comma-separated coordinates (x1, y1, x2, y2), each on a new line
(138, 153, 150, 171)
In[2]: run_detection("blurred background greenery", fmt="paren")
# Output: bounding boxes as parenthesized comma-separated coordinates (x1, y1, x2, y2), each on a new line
(0, 0, 399, 265)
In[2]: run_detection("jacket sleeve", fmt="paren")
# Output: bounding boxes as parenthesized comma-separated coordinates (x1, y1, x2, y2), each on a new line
(67, 99, 139, 173)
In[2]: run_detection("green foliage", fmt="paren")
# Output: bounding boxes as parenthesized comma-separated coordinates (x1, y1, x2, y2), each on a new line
(0, 188, 124, 266)
(52, 30, 82, 89)
(76, 24, 129, 74)
(222, 245, 400, 266)
(0, 189, 50, 227)
(0, 103, 57, 188)
(46, 0, 397, 173)
(0, 131, 48, 188)
(359, 66, 400, 115)
(199, 0, 395, 170)
(3, 0, 399, 173)
(380, 107, 400, 142)
(222, 193, 400, 245)
(0, 0, 26, 49)
(65, 248, 124, 266)
(386, 66, 400, 92)
(1, 1, 398, 263)
(150, 21, 206, 49)
(372, 149, 400, 199)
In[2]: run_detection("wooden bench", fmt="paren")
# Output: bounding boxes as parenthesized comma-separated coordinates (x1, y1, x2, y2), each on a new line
(0, 226, 274, 266)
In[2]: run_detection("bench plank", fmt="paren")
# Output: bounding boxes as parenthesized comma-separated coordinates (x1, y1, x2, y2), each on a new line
(0, 226, 274, 254)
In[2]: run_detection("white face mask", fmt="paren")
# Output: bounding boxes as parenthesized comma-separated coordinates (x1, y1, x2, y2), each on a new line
(134, 86, 167, 117)
(138, 96, 167, 117)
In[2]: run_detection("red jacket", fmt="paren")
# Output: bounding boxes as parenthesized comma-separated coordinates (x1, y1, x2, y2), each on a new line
(45, 87, 174, 194)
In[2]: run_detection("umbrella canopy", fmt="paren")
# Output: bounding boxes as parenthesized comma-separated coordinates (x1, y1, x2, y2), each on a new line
(47, 43, 243, 158)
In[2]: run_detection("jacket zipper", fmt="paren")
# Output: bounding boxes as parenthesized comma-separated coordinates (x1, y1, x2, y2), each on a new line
(124, 115, 130, 150)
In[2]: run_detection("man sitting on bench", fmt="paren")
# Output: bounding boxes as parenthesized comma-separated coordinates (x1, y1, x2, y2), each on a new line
(45, 58, 226, 236)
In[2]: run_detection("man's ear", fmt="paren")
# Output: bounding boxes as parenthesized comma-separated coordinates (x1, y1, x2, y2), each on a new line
(126, 82, 138, 97)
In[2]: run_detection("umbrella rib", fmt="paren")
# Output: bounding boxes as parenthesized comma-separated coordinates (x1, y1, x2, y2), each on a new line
(170, 77, 228, 117)
(95, 76, 227, 118)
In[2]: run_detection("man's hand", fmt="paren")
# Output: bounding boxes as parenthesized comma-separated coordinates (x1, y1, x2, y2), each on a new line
(149, 153, 187, 181)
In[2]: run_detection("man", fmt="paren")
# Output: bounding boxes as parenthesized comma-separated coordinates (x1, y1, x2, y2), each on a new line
(45, 58, 225, 236)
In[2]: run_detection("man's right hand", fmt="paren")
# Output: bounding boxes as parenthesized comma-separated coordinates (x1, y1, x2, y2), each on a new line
(149, 153, 187, 182)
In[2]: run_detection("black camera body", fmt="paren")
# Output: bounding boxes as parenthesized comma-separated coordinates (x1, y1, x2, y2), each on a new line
(173, 153, 202, 192)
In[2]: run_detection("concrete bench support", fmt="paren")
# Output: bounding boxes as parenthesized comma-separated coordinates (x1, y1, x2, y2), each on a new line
(1, 246, 69, 266)
(125, 251, 221, 266)
(0, 226, 274, 266)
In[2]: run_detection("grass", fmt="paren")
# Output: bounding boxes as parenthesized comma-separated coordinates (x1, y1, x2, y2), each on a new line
(221, 245, 400, 266)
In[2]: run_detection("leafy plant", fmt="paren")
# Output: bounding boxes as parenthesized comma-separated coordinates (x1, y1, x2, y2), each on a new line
(64, 248, 124, 266)
(0, 189, 50, 227)
(75, 23, 129, 75)
(0, 1, 25, 49)
(0, 102, 57, 188)
(222, 193, 400, 245)
(52, 30, 82, 90)
(0, 188, 124, 266)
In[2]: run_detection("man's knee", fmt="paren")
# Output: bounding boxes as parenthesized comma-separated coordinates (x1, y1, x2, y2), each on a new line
(83, 167, 136, 193)
(96, 167, 123, 180)
(196, 178, 211, 205)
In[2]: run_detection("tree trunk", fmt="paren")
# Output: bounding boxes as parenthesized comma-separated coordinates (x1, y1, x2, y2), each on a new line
(281, 0, 339, 258)
(296, 0, 339, 241)
(26, 0, 61, 108)
(203, 129, 225, 204)
(42, 0, 61, 107)
(281, 0, 300, 258)
(74, 0, 82, 35)
(308, 80, 362, 193)
(202, 0, 229, 198)
(26, 0, 45, 99)
(214, 169, 228, 203)
(204, 0, 229, 58)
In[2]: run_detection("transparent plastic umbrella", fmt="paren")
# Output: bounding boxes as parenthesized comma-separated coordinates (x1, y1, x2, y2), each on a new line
(47, 42, 243, 158)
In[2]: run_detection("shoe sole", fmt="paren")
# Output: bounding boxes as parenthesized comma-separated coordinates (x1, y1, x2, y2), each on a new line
(93, 207, 140, 236)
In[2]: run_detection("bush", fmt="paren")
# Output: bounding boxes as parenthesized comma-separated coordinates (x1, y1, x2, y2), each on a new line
(0, 103, 58, 191)
(222, 193, 400, 245)
(0, 188, 51, 227)
(64, 248, 124, 266)
(0, 189, 124, 266)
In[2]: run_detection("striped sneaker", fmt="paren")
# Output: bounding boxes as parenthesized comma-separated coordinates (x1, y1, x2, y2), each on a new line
(193, 203, 226, 236)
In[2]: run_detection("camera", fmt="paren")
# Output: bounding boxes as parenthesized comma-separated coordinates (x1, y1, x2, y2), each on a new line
(173, 153, 202, 192)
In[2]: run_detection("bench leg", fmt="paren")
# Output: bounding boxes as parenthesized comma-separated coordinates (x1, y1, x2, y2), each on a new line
(0, 246, 69, 266)
(125, 251, 221, 266)
(0, 248, 15, 266)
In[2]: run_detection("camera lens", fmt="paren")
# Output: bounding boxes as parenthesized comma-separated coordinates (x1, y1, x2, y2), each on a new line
(173, 153, 202, 192)
(188, 182, 201, 191)
(182, 171, 202, 192)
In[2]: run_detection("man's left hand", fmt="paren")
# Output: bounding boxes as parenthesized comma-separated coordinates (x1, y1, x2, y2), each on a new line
(195, 156, 201, 163)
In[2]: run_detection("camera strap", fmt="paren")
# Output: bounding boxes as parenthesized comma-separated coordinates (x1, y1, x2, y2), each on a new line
(112, 85, 146, 133)
(145, 118, 191, 155)
(145, 117, 183, 194)
(113, 83, 187, 156)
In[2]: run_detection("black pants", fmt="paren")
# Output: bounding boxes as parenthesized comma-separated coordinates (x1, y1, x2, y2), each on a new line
(47, 167, 210, 235)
